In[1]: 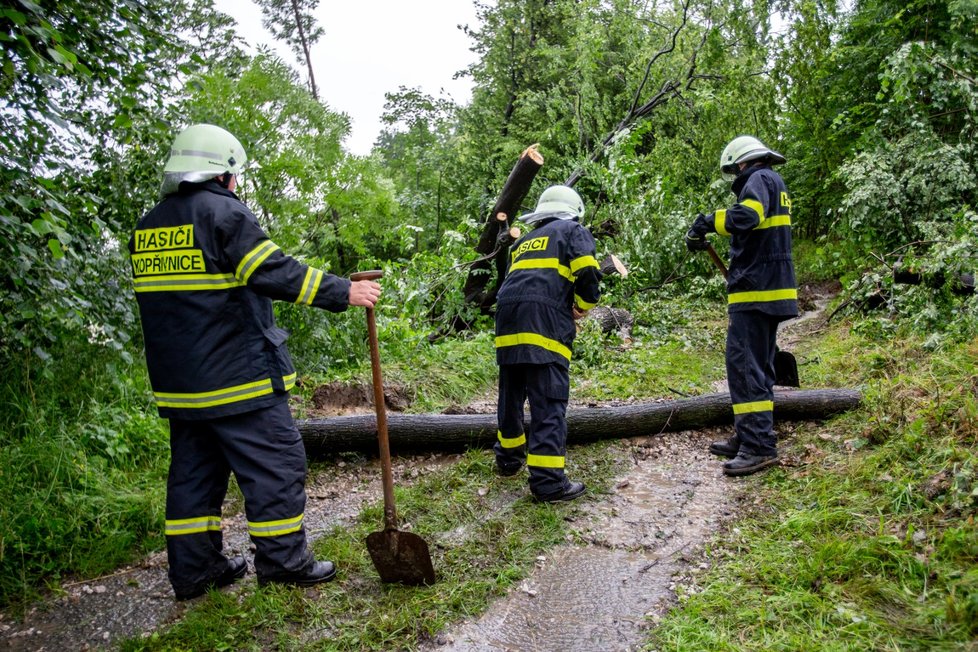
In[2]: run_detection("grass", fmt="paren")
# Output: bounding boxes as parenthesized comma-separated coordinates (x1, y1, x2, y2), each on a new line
(644, 325, 978, 651)
(0, 343, 169, 609)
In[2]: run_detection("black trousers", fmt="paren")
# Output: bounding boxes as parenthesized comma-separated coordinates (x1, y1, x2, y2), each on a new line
(726, 310, 781, 456)
(494, 363, 571, 497)
(165, 400, 313, 593)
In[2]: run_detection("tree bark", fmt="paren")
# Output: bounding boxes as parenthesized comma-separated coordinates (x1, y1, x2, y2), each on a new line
(297, 388, 862, 456)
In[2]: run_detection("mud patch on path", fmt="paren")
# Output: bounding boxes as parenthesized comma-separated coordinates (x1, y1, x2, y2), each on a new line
(307, 381, 413, 416)
(425, 429, 742, 652)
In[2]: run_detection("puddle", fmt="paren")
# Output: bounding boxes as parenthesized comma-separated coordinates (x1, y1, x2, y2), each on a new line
(426, 430, 740, 652)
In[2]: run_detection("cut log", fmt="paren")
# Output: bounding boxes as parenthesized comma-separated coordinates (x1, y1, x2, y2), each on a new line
(600, 253, 628, 278)
(460, 145, 544, 309)
(297, 388, 862, 456)
(586, 306, 634, 339)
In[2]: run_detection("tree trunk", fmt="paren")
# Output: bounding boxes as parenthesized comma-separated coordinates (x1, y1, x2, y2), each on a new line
(297, 389, 862, 456)
(290, 0, 318, 99)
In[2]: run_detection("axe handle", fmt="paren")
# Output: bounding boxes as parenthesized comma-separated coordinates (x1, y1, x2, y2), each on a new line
(705, 243, 728, 280)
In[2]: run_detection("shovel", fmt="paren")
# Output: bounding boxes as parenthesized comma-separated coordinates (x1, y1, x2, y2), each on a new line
(350, 270, 436, 586)
(703, 244, 800, 387)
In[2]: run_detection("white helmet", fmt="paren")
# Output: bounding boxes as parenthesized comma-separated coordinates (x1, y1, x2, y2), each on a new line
(160, 124, 247, 195)
(719, 135, 785, 181)
(519, 185, 585, 225)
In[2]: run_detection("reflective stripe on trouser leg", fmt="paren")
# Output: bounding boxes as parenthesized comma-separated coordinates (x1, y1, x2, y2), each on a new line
(524, 363, 571, 496)
(494, 365, 527, 469)
(726, 310, 778, 456)
(210, 400, 314, 577)
(166, 418, 233, 594)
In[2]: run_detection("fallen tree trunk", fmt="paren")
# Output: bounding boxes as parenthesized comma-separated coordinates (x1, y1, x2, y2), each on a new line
(298, 388, 861, 456)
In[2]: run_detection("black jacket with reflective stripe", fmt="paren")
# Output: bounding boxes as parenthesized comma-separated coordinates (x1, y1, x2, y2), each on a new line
(495, 217, 601, 367)
(129, 181, 351, 420)
(706, 165, 798, 317)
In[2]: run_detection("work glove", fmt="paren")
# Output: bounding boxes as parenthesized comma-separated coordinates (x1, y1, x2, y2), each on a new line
(685, 213, 711, 251)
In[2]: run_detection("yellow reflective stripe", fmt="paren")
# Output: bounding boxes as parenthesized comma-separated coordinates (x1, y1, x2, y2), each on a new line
(497, 430, 526, 448)
(296, 267, 322, 305)
(236, 240, 281, 283)
(527, 454, 565, 469)
(155, 374, 295, 409)
(495, 333, 572, 361)
(755, 214, 791, 230)
(248, 513, 304, 537)
(741, 199, 765, 224)
(569, 255, 598, 273)
(575, 295, 597, 310)
(715, 209, 729, 236)
(133, 273, 242, 293)
(509, 258, 574, 282)
(732, 400, 774, 415)
(728, 288, 798, 305)
(165, 516, 221, 536)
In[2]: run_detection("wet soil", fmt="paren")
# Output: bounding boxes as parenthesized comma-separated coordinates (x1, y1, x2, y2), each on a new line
(423, 429, 738, 652)
(0, 284, 838, 651)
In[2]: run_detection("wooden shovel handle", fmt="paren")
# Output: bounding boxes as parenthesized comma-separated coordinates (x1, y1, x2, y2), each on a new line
(353, 270, 398, 529)
(351, 270, 383, 282)
(705, 243, 728, 280)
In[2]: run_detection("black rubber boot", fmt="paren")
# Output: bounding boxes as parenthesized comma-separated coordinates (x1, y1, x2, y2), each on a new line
(258, 560, 337, 587)
(722, 452, 778, 477)
(709, 434, 740, 458)
(175, 555, 248, 601)
(496, 462, 523, 477)
(533, 481, 586, 503)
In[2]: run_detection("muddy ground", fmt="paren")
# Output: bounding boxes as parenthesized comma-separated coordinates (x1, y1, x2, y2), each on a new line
(0, 283, 837, 651)
(0, 429, 746, 652)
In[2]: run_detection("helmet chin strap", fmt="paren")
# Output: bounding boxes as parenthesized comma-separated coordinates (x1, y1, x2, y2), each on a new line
(217, 173, 233, 189)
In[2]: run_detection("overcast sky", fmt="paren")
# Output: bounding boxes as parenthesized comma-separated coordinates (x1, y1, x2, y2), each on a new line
(231, 1, 482, 155)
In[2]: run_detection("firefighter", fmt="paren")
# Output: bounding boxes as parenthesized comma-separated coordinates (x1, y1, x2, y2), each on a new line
(685, 135, 798, 476)
(130, 124, 381, 600)
(494, 185, 602, 501)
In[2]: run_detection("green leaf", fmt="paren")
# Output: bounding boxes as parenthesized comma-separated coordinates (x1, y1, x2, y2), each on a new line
(46, 47, 69, 66)
(2, 9, 27, 26)
(30, 218, 52, 235)
(113, 113, 132, 129)
(54, 44, 77, 65)
(47, 238, 64, 259)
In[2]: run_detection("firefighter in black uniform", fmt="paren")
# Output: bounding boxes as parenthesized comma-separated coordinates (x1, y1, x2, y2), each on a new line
(130, 124, 381, 600)
(685, 135, 798, 477)
(494, 185, 602, 501)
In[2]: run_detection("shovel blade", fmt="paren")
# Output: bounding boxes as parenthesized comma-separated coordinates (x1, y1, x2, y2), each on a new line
(774, 349, 800, 387)
(366, 529, 436, 586)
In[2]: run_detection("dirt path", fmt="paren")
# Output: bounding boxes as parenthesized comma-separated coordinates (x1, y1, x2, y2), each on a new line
(421, 429, 740, 652)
